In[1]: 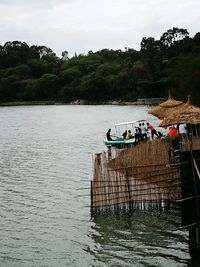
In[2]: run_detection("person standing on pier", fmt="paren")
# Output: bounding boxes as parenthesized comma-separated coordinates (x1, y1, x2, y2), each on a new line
(147, 122, 159, 139)
(168, 126, 178, 138)
(140, 122, 148, 140)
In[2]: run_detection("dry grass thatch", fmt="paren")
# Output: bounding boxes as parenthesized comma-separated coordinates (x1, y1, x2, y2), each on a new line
(159, 97, 183, 108)
(148, 104, 183, 118)
(148, 91, 184, 118)
(160, 97, 200, 127)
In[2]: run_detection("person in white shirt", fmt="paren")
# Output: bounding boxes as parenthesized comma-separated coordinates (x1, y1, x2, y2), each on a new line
(140, 122, 148, 140)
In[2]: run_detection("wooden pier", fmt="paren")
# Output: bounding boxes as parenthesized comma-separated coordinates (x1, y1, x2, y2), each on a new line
(91, 134, 200, 256)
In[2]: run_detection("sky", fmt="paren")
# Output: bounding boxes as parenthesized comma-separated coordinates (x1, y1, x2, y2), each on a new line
(0, 0, 199, 58)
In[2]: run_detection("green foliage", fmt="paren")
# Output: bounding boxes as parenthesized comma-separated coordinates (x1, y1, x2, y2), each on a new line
(169, 54, 200, 105)
(78, 73, 108, 101)
(15, 64, 31, 78)
(59, 84, 75, 102)
(41, 61, 57, 74)
(59, 68, 81, 85)
(137, 80, 167, 98)
(35, 74, 60, 100)
(0, 78, 13, 101)
(96, 62, 120, 76)
(141, 37, 163, 80)
(27, 59, 42, 78)
(22, 79, 39, 100)
(160, 27, 189, 47)
(0, 31, 200, 105)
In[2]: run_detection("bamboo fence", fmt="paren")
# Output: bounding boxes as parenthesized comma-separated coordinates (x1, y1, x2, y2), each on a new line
(181, 133, 200, 151)
(91, 134, 200, 213)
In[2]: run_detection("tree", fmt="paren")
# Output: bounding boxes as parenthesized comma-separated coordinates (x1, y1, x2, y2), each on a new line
(41, 61, 57, 74)
(35, 74, 60, 100)
(15, 64, 31, 79)
(194, 32, 200, 45)
(104, 74, 119, 99)
(140, 37, 163, 79)
(78, 73, 108, 102)
(0, 78, 13, 101)
(27, 59, 42, 78)
(170, 54, 200, 105)
(160, 27, 189, 47)
(96, 62, 120, 76)
(116, 69, 137, 100)
(61, 51, 69, 60)
(59, 68, 81, 85)
(31, 45, 56, 58)
(3, 41, 31, 66)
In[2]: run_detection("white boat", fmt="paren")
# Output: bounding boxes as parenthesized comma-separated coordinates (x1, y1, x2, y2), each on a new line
(104, 119, 147, 147)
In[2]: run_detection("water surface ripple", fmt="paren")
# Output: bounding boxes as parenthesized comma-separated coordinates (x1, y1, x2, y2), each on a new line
(0, 105, 191, 266)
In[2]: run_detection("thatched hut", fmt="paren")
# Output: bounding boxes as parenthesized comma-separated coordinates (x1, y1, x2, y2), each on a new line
(148, 90, 184, 119)
(159, 97, 200, 127)
(159, 96, 200, 150)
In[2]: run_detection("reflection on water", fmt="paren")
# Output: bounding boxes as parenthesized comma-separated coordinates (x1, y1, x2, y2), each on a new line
(0, 105, 195, 266)
(90, 210, 189, 267)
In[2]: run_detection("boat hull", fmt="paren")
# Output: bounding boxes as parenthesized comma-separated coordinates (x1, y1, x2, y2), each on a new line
(104, 138, 136, 147)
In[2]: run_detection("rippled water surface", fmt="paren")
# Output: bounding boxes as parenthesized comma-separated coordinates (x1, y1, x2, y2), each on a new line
(0, 105, 193, 266)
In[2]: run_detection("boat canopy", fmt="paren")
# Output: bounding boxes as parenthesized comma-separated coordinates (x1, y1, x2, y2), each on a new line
(115, 119, 147, 127)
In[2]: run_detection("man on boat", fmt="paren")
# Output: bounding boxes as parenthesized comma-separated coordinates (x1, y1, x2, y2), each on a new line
(126, 130, 133, 139)
(106, 128, 113, 141)
(135, 128, 141, 144)
(122, 130, 127, 139)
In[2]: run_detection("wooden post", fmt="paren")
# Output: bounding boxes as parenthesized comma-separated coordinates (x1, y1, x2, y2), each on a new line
(91, 180, 93, 212)
(179, 149, 200, 256)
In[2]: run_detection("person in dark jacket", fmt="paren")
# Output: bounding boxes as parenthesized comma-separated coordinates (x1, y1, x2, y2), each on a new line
(106, 128, 113, 141)
(122, 130, 127, 139)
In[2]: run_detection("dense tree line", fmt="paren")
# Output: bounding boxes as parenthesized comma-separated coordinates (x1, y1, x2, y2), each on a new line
(0, 27, 200, 105)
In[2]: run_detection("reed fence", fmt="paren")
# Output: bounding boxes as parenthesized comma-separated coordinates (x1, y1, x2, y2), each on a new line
(91, 138, 182, 212)
(181, 133, 200, 151)
(91, 134, 200, 212)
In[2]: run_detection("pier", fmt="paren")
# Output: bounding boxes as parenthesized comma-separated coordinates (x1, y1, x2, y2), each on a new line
(91, 134, 200, 256)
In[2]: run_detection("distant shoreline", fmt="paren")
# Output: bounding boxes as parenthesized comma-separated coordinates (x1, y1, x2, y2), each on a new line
(0, 98, 164, 107)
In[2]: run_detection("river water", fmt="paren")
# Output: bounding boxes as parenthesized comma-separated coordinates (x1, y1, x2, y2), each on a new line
(0, 105, 196, 266)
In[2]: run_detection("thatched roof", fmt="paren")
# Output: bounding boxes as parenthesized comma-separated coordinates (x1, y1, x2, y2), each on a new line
(148, 90, 184, 118)
(148, 104, 183, 118)
(159, 97, 183, 108)
(159, 96, 200, 127)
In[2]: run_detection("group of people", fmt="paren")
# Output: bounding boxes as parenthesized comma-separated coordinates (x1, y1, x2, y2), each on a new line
(122, 122, 148, 142)
(123, 122, 161, 141)
(106, 122, 162, 142)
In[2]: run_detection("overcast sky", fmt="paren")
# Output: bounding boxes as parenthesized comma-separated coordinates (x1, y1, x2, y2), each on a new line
(0, 0, 199, 57)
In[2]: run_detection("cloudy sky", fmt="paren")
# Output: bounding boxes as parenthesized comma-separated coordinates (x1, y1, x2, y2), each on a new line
(0, 0, 199, 57)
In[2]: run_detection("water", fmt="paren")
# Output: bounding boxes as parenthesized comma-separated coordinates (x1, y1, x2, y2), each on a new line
(0, 105, 194, 266)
